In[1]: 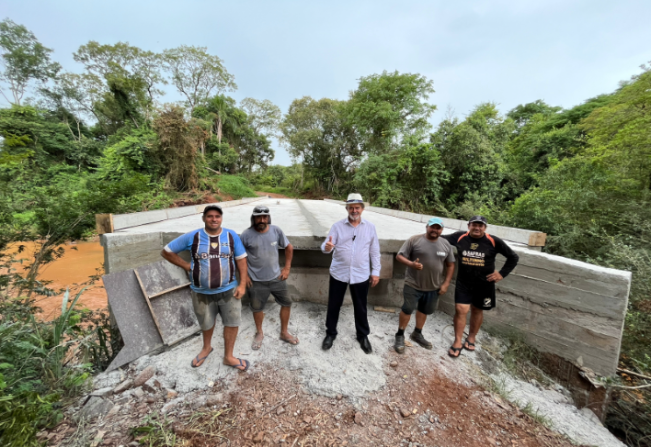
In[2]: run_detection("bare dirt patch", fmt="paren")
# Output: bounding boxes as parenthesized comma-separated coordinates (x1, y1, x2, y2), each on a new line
(49, 362, 580, 447)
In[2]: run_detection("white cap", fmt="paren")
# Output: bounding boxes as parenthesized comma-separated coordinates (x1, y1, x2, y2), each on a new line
(346, 193, 364, 203)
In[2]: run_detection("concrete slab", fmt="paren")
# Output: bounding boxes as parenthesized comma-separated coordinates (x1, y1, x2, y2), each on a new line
(103, 269, 163, 371)
(149, 288, 199, 346)
(135, 260, 190, 297)
(133, 261, 200, 346)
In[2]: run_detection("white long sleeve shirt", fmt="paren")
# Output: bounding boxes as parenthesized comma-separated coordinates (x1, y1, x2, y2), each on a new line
(321, 218, 381, 284)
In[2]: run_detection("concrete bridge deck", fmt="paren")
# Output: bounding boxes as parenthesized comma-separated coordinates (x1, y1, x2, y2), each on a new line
(99, 198, 631, 381)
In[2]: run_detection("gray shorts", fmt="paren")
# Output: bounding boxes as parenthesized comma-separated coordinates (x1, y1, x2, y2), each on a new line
(402, 284, 439, 315)
(191, 289, 241, 330)
(249, 279, 292, 312)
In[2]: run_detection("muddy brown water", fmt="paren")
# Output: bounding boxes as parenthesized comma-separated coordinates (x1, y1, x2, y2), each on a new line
(6, 240, 107, 321)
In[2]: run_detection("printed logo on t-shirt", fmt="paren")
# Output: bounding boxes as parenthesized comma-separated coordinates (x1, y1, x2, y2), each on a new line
(210, 242, 218, 249)
(471, 243, 479, 250)
(437, 251, 446, 256)
(271, 241, 277, 246)
(484, 298, 492, 307)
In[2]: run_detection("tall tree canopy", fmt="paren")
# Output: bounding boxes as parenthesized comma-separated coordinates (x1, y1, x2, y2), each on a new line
(0, 18, 60, 105)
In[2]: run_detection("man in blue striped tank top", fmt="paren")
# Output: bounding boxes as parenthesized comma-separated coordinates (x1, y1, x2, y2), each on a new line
(162, 205, 251, 371)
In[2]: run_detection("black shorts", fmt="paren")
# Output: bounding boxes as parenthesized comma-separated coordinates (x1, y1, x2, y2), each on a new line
(402, 285, 439, 315)
(454, 281, 496, 310)
(249, 278, 292, 312)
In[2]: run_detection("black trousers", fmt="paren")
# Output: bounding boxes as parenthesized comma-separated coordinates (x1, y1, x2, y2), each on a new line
(325, 275, 370, 339)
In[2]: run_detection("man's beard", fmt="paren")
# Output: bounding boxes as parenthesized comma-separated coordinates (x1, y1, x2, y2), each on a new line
(348, 214, 361, 221)
(255, 222, 268, 230)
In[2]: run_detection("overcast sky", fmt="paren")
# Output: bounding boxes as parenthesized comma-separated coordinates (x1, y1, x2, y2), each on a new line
(4, 0, 651, 165)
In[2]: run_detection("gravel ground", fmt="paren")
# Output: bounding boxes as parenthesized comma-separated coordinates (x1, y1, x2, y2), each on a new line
(56, 301, 624, 447)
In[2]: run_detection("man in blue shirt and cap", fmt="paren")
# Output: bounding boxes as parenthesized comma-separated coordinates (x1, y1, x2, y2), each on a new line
(161, 205, 250, 371)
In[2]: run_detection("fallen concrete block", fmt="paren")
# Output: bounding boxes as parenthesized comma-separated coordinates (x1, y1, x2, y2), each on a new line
(103, 269, 164, 372)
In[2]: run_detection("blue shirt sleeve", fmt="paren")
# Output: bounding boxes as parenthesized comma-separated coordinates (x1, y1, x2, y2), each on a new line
(165, 231, 194, 253)
(231, 231, 247, 259)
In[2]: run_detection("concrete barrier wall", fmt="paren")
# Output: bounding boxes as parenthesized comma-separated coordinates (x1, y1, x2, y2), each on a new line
(105, 197, 264, 233)
(323, 199, 546, 247)
(438, 246, 630, 376)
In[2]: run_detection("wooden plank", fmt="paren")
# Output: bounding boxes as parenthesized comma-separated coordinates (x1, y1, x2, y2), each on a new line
(150, 282, 191, 299)
(96, 213, 114, 235)
(528, 232, 547, 247)
(374, 306, 398, 313)
(134, 270, 164, 339)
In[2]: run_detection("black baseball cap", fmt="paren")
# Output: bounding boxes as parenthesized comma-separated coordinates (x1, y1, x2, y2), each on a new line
(203, 205, 223, 216)
(468, 215, 488, 225)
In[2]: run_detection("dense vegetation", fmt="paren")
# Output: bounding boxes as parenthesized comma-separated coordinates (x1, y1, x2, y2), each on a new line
(1, 18, 649, 446)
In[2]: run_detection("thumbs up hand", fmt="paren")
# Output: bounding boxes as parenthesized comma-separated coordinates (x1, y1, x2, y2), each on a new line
(325, 235, 336, 252)
(412, 258, 423, 270)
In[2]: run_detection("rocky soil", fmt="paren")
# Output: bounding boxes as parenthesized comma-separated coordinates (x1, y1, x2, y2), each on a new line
(42, 302, 623, 447)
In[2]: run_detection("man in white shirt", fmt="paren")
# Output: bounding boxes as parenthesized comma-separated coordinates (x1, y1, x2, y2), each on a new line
(321, 193, 381, 354)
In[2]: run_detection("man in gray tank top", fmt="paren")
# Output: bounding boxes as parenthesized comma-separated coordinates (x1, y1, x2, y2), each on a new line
(394, 217, 455, 353)
(240, 205, 298, 350)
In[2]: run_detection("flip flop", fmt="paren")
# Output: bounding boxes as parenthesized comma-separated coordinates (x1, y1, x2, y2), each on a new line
(191, 348, 214, 368)
(448, 346, 462, 358)
(225, 358, 250, 372)
(463, 339, 476, 351)
(280, 335, 299, 345)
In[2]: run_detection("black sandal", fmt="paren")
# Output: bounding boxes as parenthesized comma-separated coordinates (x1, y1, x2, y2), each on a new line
(448, 346, 462, 358)
(463, 339, 476, 351)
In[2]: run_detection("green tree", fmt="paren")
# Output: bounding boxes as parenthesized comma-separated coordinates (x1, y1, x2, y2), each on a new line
(0, 19, 60, 105)
(281, 96, 359, 192)
(73, 41, 165, 112)
(507, 100, 561, 129)
(240, 97, 281, 136)
(151, 106, 206, 190)
(355, 141, 448, 212)
(163, 46, 236, 114)
(432, 103, 513, 215)
(346, 71, 436, 154)
(581, 68, 651, 190)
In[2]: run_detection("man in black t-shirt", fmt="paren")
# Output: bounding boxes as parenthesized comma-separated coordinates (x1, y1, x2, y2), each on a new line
(442, 216, 519, 358)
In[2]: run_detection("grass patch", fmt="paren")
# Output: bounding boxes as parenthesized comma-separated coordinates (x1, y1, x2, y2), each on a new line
(131, 408, 236, 446)
(255, 186, 302, 198)
(521, 402, 552, 427)
(215, 174, 257, 199)
(131, 413, 179, 447)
